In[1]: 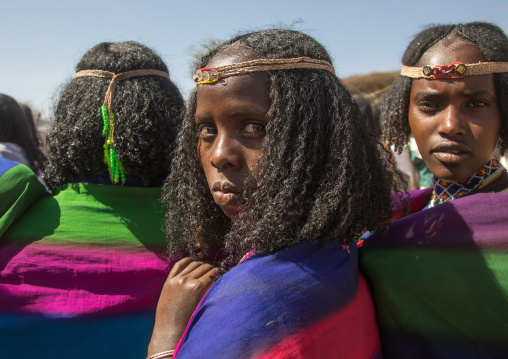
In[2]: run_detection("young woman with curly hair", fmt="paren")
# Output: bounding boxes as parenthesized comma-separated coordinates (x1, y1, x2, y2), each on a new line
(360, 22, 508, 358)
(0, 41, 185, 358)
(148, 29, 397, 359)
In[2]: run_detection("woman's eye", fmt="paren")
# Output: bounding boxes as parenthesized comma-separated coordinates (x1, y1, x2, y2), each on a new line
(417, 101, 440, 112)
(198, 125, 216, 137)
(242, 123, 265, 137)
(467, 99, 488, 109)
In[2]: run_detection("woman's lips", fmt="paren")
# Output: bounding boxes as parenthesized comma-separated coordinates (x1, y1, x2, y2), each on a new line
(433, 151, 471, 164)
(211, 181, 244, 207)
(431, 143, 471, 165)
(213, 191, 243, 206)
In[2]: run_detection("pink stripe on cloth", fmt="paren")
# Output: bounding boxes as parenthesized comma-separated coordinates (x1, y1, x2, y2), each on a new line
(173, 287, 209, 356)
(257, 275, 381, 359)
(0, 242, 173, 316)
(174, 249, 257, 356)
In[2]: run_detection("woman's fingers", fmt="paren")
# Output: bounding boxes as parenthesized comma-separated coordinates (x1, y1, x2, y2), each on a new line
(149, 258, 218, 355)
(169, 255, 216, 278)
(200, 267, 218, 292)
(162, 257, 217, 297)
(176, 260, 205, 277)
(185, 261, 215, 279)
(168, 257, 194, 276)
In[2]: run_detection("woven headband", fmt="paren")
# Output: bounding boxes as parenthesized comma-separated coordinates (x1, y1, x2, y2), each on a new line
(193, 57, 335, 85)
(74, 69, 170, 114)
(400, 62, 508, 80)
(74, 69, 170, 184)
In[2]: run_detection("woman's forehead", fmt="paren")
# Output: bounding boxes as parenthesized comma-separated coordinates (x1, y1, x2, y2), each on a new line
(206, 44, 259, 68)
(417, 39, 486, 67)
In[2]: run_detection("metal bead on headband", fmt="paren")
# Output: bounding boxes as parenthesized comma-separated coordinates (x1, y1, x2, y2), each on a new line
(400, 61, 508, 80)
(74, 69, 170, 184)
(193, 56, 336, 85)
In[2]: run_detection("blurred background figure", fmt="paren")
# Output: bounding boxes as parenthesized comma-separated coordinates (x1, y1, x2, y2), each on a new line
(0, 94, 46, 174)
(352, 94, 380, 138)
(19, 103, 46, 152)
(346, 72, 422, 189)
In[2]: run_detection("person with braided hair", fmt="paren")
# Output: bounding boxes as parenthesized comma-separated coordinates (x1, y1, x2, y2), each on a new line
(360, 22, 508, 358)
(147, 29, 397, 359)
(0, 41, 185, 358)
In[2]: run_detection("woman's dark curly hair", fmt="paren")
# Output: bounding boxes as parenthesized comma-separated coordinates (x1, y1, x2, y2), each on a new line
(163, 29, 396, 268)
(0, 93, 46, 173)
(44, 41, 185, 191)
(383, 22, 508, 153)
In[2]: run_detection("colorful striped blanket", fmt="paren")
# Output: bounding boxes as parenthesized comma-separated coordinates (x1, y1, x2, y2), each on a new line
(0, 174, 174, 358)
(174, 241, 382, 359)
(360, 188, 508, 358)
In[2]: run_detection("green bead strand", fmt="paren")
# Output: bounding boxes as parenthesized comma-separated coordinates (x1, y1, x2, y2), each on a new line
(101, 106, 126, 185)
(101, 106, 109, 135)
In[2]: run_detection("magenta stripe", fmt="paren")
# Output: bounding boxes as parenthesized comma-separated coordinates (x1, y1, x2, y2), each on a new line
(0, 242, 174, 316)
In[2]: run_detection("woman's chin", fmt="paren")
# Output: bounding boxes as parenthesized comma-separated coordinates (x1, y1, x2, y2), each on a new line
(223, 208, 241, 222)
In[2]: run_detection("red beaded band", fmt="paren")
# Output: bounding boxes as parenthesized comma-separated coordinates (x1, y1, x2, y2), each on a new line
(401, 61, 508, 79)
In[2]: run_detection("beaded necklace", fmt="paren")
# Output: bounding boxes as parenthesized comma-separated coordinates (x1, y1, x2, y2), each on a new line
(427, 157, 506, 208)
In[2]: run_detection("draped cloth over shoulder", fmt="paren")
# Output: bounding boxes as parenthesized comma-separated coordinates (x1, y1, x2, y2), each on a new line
(174, 241, 382, 359)
(0, 180, 176, 359)
(0, 157, 46, 236)
(360, 188, 508, 358)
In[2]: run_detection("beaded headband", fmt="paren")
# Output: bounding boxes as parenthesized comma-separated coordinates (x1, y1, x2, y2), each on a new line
(193, 57, 336, 85)
(400, 62, 508, 80)
(74, 69, 170, 184)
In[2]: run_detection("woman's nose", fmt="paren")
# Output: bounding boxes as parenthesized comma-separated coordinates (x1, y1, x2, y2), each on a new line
(210, 133, 242, 169)
(438, 105, 467, 138)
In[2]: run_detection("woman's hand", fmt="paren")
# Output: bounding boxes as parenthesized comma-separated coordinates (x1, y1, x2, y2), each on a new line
(148, 255, 217, 356)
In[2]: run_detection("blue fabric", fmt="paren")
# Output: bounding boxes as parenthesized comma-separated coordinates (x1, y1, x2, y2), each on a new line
(0, 157, 18, 177)
(0, 311, 155, 358)
(176, 241, 372, 359)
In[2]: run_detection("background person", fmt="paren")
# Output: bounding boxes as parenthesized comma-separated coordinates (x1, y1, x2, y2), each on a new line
(0, 94, 45, 173)
(0, 41, 185, 359)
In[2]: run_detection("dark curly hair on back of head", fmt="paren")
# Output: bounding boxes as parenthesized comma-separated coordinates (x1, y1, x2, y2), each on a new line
(44, 41, 185, 191)
(163, 29, 397, 269)
(383, 22, 508, 153)
(0, 94, 46, 173)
